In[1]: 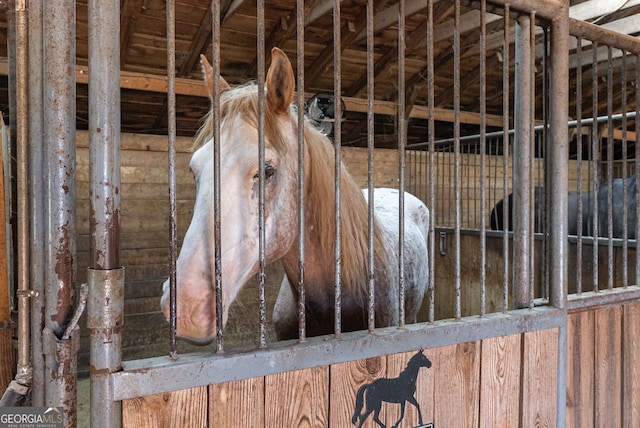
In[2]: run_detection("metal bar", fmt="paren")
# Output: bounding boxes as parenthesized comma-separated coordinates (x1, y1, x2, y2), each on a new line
(333, 0, 343, 338)
(166, 0, 178, 360)
(575, 36, 583, 294)
(479, 0, 487, 316)
(636, 55, 640, 285)
(591, 42, 600, 291)
(513, 15, 532, 309)
(366, 0, 375, 332)
(257, 0, 267, 349)
(112, 307, 566, 401)
(570, 18, 640, 56)
(547, 8, 569, 311)
(621, 53, 628, 287)
(397, 0, 406, 327)
(28, 0, 46, 406)
(427, 0, 435, 323)
(487, 0, 562, 22)
(529, 11, 536, 308)
(606, 45, 614, 290)
(14, 0, 31, 399)
(88, 0, 122, 426)
(502, 4, 510, 312)
(567, 285, 640, 311)
(296, 0, 307, 342)
(453, 0, 461, 320)
(211, 0, 224, 354)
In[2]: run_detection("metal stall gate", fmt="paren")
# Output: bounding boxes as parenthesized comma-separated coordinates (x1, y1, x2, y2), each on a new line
(4, 0, 640, 427)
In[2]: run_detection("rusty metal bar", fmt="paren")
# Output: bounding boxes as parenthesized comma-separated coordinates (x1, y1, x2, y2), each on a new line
(333, 0, 343, 338)
(606, 45, 614, 290)
(501, 4, 510, 312)
(366, 0, 375, 332)
(210, 0, 224, 353)
(453, 0, 461, 320)
(296, 0, 307, 342)
(426, 0, 435, 324)
(636, 55, 640, 285)
(575, 36, 583, 294)
(570, 18, 640, 56)
(591, 42, 600, 291)
(43, 0, 79, 421)
(621, 52, 628, 288)
(479, 0, 487, 316)
(489, 0, 562, 21)
(28, 0, 46, 407)
(512, 14, 533, 309)
(88, 0, 122, 426)
(257, 0, 267, 349)
(529, 12, 536, 308)
(166, 0, 178, 360)
(397, 0, 406, 327)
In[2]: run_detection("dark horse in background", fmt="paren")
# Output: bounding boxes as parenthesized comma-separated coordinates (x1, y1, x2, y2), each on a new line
(490, 175, 637, 239)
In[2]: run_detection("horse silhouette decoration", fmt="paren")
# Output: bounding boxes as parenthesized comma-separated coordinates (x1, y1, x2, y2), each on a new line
(352, 350, 432, 428)
(160, 48, 430, 342)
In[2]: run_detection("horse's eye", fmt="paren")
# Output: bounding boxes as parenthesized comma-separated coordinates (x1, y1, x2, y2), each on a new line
(253, 163, 277, 180)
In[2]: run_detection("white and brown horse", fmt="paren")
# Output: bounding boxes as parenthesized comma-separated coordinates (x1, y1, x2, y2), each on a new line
(161, 48, 430, 343)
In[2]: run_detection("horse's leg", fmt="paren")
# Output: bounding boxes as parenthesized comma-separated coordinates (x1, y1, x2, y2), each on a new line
(371, 402, 385, 428)
(407, 396, 423, 425)
(391, 401, 406, 428)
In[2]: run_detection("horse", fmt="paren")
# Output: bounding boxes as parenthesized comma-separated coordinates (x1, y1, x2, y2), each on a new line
(490, 175, 637, 239)
(351, 350, 432, 428)
(160, 47, 430, 343)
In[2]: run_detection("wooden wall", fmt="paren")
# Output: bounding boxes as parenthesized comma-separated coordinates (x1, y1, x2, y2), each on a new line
(122, 328, 558, 427)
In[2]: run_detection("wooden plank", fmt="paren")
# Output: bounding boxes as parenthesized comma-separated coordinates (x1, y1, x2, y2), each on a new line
(209, 377, 264, 427)
(479, 334, 521, 427)
(623, 303, 640, 427)
(566, 310, 595, 427)
(265, 366, 329, 427)
(433, 342, 480, 427)
(594, 306, 623, 427)
(521, 328, 558, 427)
(122, 386, 208, 428)
(329, 356, 387, 427)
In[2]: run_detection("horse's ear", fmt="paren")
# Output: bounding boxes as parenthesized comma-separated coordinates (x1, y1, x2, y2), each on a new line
(266, 47, 294, 113)
(200, 54, 230, 100)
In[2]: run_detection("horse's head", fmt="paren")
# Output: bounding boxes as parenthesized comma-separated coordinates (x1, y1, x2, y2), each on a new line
(411, 349, 432, 369)
(161, 48, 301, 343)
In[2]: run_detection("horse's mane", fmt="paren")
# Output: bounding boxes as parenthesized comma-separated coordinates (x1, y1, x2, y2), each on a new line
(192, 82, 388, 298)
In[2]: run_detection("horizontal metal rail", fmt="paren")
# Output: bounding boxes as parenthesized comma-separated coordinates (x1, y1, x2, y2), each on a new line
(111, 307, 565, 401)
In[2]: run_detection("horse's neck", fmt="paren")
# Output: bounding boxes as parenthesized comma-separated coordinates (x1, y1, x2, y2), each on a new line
(399, 364, 421, 381)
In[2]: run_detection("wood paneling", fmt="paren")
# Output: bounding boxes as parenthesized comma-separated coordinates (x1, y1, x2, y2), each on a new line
(122, 386, 208, 428)
(521, 328, 558, 427)
(209, 377, 264, 427)
(623, 302, 640, 427)
(567, 309, 595, 427)
(594, 306, 623, 427)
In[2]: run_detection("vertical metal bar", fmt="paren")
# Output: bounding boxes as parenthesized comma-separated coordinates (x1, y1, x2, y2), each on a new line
(333, 0, 342, 337)
(426, 0, 435, 323)
(88, 0, 122, 426)
(296, 0, 307, 342)
(44, 0, 80, 422)
(529, 12, 536, 307)
(575, 36, 583, 294)
(14, 0, 32, 402)
(548, 11, 569, 310)
(453, 0, 461, 320)
(606, 45, 614, 290)
(28, 0, 46, 406)
(257, 0, 267, 348)
(397, 0, 406, 327)
(621, 52, 628, 288)
(366, 0, 376, 332)
(636, 55, 640, 285)
(548, 12, 569, 426)
(501, 5, 510, 312)
(210, 0, 224, 353)
(479, 0, 487, 316)
(513, 15, 532, 309)
(591, 41, 600, 291)
(166, 0, 178, 358)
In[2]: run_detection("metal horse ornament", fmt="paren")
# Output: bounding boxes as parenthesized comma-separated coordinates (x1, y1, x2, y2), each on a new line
(490, 175, 637, 239)
(160, 48, 430, 343)
(352, 350, 432, 428)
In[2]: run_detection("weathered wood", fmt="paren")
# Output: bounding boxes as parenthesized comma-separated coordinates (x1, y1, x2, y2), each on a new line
(0, 119, 12, 389)
(265, 366, 329, 427)
(329, 356, 387, 427)
(122, 386, 208, 428)
(209, 377, 264, 427)
(479, 334, 521, 427)
(594, 306, 623, 427)
(567, 310, 595, 427)
(433, 342, 480, 427)
(623, 302, 640, 427)
(521, 328, 558, 427)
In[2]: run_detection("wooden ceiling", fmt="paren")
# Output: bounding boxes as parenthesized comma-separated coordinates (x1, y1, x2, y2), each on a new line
(0, 0, 639, 150)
